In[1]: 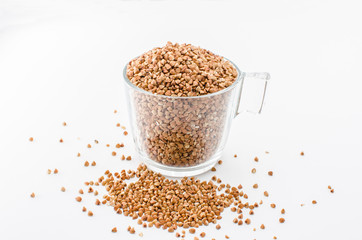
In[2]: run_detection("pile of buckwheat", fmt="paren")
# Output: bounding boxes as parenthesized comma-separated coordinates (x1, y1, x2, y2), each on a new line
(126, 42, 237, 97)
(125, 42, 239, 167)
(100, 164, 250, 232)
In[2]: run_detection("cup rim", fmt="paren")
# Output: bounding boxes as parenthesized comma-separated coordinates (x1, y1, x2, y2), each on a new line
(122, 58, 243, 99)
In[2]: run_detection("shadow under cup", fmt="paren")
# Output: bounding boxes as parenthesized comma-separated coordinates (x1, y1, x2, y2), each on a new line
(123, 61, 269, 177)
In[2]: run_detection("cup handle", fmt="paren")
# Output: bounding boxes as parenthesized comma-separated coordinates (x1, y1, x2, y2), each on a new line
(234, 72, 270, 117)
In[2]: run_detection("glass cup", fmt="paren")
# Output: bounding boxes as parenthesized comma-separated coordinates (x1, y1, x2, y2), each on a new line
(123, 59, 270, 177)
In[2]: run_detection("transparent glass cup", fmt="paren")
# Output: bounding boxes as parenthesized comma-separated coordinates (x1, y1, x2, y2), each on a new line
(123, 60, 270, 177)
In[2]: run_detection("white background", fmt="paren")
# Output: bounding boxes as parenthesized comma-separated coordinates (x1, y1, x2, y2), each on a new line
(0, 0, 362, 239)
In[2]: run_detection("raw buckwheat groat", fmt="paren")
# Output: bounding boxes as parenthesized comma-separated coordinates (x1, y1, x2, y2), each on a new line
(126, 42, 238, 167)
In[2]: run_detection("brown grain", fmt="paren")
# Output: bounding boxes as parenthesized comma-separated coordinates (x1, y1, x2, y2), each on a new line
(116, 143, 124, 148)
(126, 42, 237, 167)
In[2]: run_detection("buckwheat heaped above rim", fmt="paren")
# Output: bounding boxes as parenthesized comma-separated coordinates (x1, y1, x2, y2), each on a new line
(126, 42, 238, 97)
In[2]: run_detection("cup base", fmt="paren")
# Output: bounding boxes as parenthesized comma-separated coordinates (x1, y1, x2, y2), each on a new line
(139, 152, 222, 177)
